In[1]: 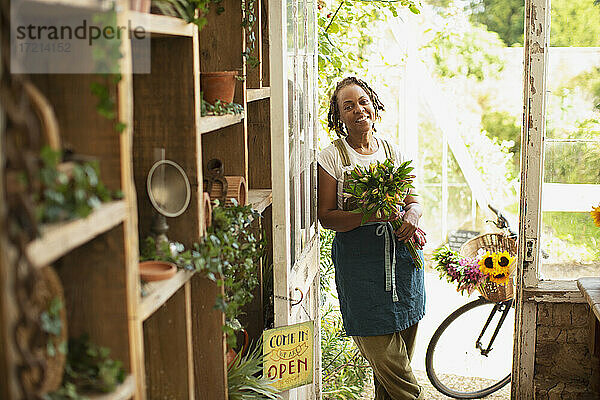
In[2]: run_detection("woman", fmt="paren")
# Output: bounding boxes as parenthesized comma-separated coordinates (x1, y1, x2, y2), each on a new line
(317, 77, 425, 400)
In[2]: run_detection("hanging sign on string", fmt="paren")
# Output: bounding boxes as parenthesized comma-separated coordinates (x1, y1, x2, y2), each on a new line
(262, 320, 314, 391)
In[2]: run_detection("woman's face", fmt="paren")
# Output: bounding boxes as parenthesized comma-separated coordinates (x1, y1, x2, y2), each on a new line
(337, 84, 376, 135)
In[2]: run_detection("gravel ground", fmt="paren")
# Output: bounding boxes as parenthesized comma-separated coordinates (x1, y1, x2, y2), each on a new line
(360, 370, 510, 399)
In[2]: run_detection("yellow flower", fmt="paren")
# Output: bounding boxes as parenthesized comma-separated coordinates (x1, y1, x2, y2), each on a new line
(478, 251, 496, 273)
(496, 251, 515, 270)
(489, 269, 510, 285)
(591, 205, 600, 227)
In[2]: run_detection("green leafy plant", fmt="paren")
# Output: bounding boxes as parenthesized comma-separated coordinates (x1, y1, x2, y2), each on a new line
(227, 338, 281, 400)
(139, 200, 265, 347)
(152, 0, 224, 30)
(44, 335, 125, 400)
(36, 146, 123, 224)
(40, 297, 67, 357)
(344, 159, 424, 268)
(201, 97, 244, 116)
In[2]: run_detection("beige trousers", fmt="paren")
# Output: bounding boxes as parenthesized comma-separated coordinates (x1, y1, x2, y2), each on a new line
(353, 323, 424, 400)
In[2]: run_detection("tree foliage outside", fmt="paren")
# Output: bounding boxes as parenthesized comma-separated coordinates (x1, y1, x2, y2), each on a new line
(465, 0, 600, 47)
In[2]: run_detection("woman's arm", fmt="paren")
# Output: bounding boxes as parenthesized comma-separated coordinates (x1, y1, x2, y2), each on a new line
(395, 188, 423, 242)
(317, 166, 365, 232)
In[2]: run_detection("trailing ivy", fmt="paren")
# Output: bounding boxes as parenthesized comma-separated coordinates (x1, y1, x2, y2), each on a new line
(36, 146, 123, 224)
(44, 335, 125, 400)
(40, 297, 67, 358)
(201, 97, 244, 116)
(140, 200, 265, 348)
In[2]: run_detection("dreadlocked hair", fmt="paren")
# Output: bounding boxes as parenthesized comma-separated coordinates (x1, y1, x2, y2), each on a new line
(327, 76, 385, 137)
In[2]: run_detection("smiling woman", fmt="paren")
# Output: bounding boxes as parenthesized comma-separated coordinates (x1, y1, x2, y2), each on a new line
(317, 76, 426, 400)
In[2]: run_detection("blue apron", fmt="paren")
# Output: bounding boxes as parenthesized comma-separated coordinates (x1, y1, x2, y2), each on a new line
(332, 222, 426, 337)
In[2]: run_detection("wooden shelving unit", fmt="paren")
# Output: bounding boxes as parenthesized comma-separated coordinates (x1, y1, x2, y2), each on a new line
(199, 114, 245, 134)
(0, 0, 274, 399)
(88, 375, 136, 400)
(27, 200, 127, 269)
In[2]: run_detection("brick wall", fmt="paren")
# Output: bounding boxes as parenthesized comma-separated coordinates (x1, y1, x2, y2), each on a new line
(535, 302, 600, 399)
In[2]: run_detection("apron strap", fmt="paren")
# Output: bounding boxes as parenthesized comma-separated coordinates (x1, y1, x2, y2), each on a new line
(333, 138, 352, 167)
(381, 138, 394, 161)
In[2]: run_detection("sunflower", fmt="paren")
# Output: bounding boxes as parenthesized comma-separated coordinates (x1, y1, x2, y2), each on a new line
(591, 205, 600, 227)
(478, 251, 496, 274)
(496, 251, 515, 271)
(489, 266, 510, 285)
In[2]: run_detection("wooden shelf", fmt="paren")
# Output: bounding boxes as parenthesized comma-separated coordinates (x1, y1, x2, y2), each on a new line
(247, 87, 271, 102)
(26, 201, 127, 269)
(199, 114, 244, 134)
(19, 0, 111, 13)
(129, 11, 195, 37)
(248, 189, 272, 213)
(577, 277, 600, 322)
(140, 269, 195, 321)
(88, 375, 136, 400)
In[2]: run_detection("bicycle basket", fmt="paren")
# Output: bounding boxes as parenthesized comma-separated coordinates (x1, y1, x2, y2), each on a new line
(459, 233, 517, 302)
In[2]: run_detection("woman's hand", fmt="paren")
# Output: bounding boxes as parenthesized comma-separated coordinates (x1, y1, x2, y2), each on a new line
(395, 208, 420, 242)
(366, 208, 402, 223)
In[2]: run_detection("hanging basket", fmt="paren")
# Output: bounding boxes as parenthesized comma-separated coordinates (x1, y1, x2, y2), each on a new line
(459, 233, 517, 303)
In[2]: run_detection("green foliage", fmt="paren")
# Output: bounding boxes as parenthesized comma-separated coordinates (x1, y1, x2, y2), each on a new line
(227, 338, 281, 400)
(319, 228, 372, 399)
(318, 0, 420, 136)
(202, 97, 244, 116)
(90, 7, 126, 133)
(422, 18, 505, 81)
(344, 159, 415, 223)
(542, 212, 600, 261)
(466, 0, 600, 47)
(36, 146, 122, 223)
(466, 0, 524, 46)
(45, 335, 125, 399)
(549, 0, 600, 47)
(481, 110, 521, 176)
(321, 306, 371, 399)
(151, 0, 224, 29)
(40, 297, 67, 357)
(140, 200, 265, 348)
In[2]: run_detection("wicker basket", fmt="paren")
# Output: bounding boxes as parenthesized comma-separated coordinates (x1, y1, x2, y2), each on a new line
(459, 233, 517, 303)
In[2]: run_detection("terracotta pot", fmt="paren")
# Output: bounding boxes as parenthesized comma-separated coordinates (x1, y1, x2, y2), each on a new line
(226, 329, 249, 367)
(139, 261, 177, 282)
(201, 71, 238, 105)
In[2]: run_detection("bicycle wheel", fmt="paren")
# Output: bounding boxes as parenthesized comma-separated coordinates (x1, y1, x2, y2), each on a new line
(425, 297, 513, 399)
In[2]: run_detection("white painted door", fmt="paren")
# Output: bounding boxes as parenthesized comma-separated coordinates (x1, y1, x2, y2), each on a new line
(269, 0, 320, 398)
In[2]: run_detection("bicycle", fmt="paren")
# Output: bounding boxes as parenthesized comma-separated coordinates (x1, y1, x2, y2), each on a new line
(425, 205, 517, 399)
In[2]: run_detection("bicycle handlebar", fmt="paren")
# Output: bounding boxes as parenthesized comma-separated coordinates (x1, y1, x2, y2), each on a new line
(487, 204, 517, 239)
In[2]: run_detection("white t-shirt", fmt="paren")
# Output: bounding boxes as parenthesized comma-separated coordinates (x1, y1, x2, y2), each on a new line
(318, 137, 406, 210)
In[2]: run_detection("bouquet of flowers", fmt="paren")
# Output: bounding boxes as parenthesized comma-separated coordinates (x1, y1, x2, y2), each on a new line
(432, 246, 514, 295)
(344, 159, 425, 268)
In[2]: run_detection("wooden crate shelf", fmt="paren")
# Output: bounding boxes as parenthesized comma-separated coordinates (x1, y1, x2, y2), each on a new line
(199, 114, 245, 134)
(140, 270, 195, 321)
(248, 189, 272, 213)
(0, 0, 277, 397)
(247, 87, 271, 102)
(129, 11, 195, 37)
(26, 200, 127, 269)
(88, 375, 136, 400)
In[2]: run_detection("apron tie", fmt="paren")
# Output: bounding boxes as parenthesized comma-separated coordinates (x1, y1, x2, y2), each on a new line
(375, 222, 399, 302)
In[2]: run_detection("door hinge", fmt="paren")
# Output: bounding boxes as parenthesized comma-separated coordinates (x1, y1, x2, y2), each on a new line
(525, 238, 537, 262)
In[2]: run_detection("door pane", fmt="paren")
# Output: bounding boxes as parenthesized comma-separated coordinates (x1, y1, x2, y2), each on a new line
(540, 1, 600, 280)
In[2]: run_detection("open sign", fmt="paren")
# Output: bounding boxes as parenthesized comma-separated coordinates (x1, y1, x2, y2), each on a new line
(263, 321, 314, 391)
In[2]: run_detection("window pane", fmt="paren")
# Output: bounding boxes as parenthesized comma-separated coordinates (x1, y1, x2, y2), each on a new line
(540, 0, 600, 280)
